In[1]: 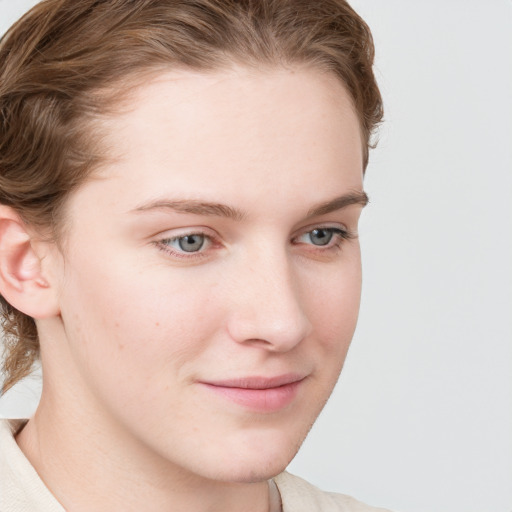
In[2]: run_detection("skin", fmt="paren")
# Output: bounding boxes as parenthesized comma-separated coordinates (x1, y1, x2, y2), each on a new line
(9, 65, 365, 511)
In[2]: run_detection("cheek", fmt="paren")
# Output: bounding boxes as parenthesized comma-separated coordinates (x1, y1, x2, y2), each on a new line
(305, 252, 362, 343)
(58, 257, 221, 403)
(298, 251, 362, 394)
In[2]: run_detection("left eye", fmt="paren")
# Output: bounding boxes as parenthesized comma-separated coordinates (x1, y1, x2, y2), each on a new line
(163, 234, 208, 253)
(298, 228, 344, 246)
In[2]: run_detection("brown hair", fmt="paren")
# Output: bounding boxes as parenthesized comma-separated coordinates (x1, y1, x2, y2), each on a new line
(0, 0, 383, 393)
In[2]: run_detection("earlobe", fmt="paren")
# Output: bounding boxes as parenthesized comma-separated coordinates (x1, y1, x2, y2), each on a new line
(0, 206, 60, 319)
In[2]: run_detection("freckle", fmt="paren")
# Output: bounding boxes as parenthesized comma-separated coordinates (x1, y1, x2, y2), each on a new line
(115, 322, 120, 328)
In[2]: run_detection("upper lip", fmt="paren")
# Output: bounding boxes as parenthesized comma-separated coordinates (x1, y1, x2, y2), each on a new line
(201, 374, 306, 389)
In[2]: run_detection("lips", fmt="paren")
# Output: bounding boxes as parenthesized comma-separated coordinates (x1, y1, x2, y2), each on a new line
(199, 374, 306, 412)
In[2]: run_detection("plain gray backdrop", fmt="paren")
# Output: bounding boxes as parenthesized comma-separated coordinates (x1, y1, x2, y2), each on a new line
(1, 1, 511, 511)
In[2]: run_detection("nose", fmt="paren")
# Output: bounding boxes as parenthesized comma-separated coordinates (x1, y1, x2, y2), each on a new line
(226, 247, 312, 352)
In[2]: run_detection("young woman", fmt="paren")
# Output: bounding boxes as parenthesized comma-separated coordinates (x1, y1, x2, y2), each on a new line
(0, 1, 385, 510)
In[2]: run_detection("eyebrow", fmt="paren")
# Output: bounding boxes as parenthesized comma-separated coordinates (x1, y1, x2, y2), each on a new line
(306, 190, 369, 218)
(132, 199, 246, 221)
(131, 191, 368, 221)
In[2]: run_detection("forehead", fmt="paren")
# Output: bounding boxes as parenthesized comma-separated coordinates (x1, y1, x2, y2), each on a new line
(76, 66, 363, 218)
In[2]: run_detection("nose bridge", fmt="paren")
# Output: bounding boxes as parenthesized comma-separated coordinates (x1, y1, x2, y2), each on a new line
(227, 241, 312, 351)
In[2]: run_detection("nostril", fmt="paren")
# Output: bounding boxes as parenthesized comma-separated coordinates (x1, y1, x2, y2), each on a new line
(244, 338, 274, 349)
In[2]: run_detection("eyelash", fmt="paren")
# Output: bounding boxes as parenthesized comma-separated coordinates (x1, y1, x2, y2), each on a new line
(155, 226, 354, 260)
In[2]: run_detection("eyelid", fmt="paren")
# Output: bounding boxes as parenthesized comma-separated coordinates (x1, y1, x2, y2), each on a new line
(294, 222, 354, 240)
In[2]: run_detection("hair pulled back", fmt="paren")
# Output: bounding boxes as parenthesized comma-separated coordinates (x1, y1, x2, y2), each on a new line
(0, 0, 383, 392)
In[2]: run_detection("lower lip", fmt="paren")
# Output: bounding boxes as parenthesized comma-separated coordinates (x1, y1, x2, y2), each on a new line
(200, 380, 302, 413)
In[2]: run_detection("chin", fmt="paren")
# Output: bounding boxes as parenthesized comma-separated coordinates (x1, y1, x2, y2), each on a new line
(208, 456, 291, 484)
(199, 426, 308, 483)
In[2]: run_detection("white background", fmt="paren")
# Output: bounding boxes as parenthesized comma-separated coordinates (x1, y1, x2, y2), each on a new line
(1, 1, 511, 511)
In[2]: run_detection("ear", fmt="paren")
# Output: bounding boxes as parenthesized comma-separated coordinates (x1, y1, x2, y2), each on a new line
(0, 206, 60, 319)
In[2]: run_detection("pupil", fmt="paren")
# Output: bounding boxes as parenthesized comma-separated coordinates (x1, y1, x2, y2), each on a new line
(178, 235, 204, 252)
(311, 229, 332, 246)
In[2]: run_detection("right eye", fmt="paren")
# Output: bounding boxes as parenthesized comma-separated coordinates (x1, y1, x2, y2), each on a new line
(165, 234, 208, 253)
(157, 232, 213, 258)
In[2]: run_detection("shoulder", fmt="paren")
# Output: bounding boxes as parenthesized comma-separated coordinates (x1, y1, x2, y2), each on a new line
(274, 471, 393, 512)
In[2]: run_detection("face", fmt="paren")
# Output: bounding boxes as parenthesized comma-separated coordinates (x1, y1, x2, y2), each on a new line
(43, 65, 365, 483)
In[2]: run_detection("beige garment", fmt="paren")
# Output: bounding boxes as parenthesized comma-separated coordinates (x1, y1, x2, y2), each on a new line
(0, 419, 391, 512)
(273, 472, 392, 512)
(0, 419, 64, 512)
